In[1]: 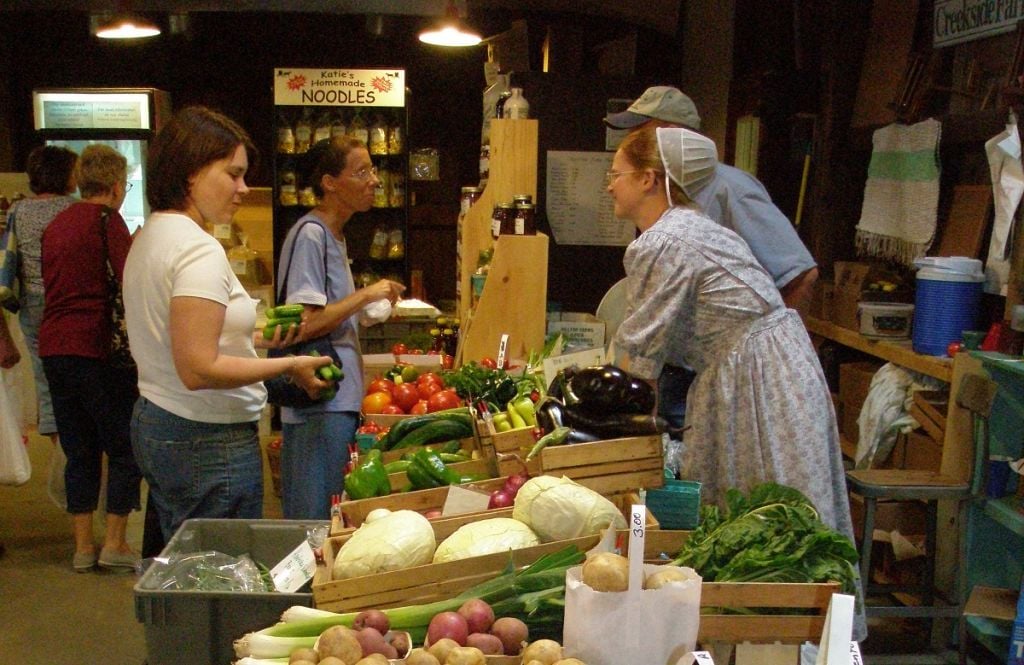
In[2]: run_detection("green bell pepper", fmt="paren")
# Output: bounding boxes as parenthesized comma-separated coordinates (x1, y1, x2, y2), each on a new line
(412, 449, 462, 486)
(344, 449, 390, 499)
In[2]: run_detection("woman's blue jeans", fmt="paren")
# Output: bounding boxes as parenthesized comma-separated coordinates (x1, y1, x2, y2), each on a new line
(131, 397, 263, 541)
(281, 411, 356, 520)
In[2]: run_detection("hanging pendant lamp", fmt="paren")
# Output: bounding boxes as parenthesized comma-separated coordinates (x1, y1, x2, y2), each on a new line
(95, 13, 161, 40)
(418, 0, 481, 47)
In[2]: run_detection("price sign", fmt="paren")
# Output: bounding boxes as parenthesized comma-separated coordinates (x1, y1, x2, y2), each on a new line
(627, 503, 646, 593)
(496, 333, 509, 370)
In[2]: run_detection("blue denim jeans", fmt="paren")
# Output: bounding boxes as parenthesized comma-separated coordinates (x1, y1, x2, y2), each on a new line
(131, 397, 263, 541)
(43, 355, 141, 515)
(18, 292, 57, 435)
(281, 411, 356, 520)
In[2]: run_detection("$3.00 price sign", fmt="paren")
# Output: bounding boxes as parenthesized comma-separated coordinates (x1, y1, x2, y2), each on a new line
(627, 504, 646, 592)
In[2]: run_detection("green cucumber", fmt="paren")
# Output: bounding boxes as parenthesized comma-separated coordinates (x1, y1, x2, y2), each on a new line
(266, 304, 305, 319)
(384, 410, 473, 448)
(262, 316, 301, 339)
(391, 418, 474, 450)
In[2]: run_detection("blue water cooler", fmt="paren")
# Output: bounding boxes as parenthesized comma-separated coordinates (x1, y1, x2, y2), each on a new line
(912, 257, 985, 356)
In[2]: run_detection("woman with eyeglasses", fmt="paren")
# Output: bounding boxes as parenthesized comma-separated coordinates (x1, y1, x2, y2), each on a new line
(38, 144, 142, 572)
(608, 126, 853, 544)
(275, 137, 404, 519)
(124, 107, 333, 544)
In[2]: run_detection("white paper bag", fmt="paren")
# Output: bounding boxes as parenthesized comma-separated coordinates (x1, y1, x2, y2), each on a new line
(0, 366, 30, 485)
(563, 505, 701, 665)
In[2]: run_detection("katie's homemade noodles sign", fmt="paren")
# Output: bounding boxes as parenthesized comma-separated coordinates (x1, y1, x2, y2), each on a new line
(274, 68, 405, 107)
(934, 0, 1023, 47)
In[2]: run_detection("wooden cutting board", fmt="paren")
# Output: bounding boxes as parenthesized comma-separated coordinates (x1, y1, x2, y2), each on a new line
(937, 184, 992, 258)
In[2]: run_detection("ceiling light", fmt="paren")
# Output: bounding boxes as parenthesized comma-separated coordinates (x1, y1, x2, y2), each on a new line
(96, 15, 161, 40)
(418, 1, 481, 47)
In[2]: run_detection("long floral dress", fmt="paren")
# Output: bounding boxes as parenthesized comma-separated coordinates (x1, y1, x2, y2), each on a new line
(614, 206, 853, 541)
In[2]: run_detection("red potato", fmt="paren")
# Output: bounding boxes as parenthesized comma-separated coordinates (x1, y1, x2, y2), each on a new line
(489, 616, 529, 656)
(353, 609, 390, 634)
(427, 611, 469, 646)
(457, 598, 495, 634)
(466, 632, 504, 655)
(355, 627, 389, 656)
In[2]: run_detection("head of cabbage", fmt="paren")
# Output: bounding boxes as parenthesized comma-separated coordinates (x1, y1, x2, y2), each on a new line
(332, 509, 435, 579)
(512, 476, 627, 542)
(433, 517, 540, 563)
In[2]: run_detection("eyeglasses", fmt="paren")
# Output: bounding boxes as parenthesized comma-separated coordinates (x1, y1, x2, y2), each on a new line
(605, 170, 639, 185)
(348, 166, 379, 181)
(124, 182, 133, 193)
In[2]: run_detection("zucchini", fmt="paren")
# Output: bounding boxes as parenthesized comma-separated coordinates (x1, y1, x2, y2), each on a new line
(391, 418, 474, 450)
(266, 304, 305, 319)
(383, 409, 474, 449)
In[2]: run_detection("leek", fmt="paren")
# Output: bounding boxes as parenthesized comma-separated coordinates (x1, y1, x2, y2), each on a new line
(234, 545, 584, 659)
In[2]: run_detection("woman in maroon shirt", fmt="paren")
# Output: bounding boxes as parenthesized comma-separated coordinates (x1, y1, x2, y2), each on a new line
(39, 144, 141, 572)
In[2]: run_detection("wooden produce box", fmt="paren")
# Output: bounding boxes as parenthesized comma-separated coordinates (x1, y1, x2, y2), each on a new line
(330, 477, 507, 535)
(313, 493, 654, 612)
(387, 457, 496, 493)
(478, 425, 542, 477)
(540, 434, 665, 496)
(698, 582, 841, 643)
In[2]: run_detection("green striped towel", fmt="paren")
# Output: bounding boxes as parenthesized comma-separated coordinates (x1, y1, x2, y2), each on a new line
(856, 118, 941, 266)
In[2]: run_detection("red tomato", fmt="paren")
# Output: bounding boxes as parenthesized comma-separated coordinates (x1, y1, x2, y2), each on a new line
(427, 389, 461, 412)
(367, 378, 395, 396)
(391, 342, 408, 356)
(417, 380, 442, 401)
(410, 400, 430, 415)
(392, 383, 420, 412)
(479, 357, 497, 369)
(417, 372, 443, 387)
(947, 341, 963, 357)
(408, 348, 425, 355)
(361, 391, 393, 414)
(442, 353, 454, 370)
(380, 404, 404, 415)
(356, 422, 380, 434)
(427, 349, 440, 355)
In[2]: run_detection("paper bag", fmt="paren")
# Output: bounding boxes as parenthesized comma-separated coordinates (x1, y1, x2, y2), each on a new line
(563, 505, 701, 665)
(0, 366, 30, 486)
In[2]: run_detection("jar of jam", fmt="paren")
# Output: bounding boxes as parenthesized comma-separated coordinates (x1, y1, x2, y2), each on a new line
(514, 202, 536, 235)
(490, 204, 505, 239)
(498, 203, 517, 235)
(513, 194, 532, 206)
(460, 186, 482, 216)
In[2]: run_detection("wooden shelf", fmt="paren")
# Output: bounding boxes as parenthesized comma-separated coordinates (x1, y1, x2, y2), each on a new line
(982, 497, 1024, 539)
(804, 315, 953, 382)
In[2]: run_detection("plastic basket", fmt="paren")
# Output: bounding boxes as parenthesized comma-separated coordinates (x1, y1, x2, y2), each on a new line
(646, 479, 701, 530)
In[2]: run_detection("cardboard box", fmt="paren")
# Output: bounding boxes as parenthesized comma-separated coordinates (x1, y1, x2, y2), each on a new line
(361, 352, 443, 387)
(848, 493, 927, 541)
(547, 312, 606, 351)
(890, 430, 943, 473)
(839, 361, 882, 444)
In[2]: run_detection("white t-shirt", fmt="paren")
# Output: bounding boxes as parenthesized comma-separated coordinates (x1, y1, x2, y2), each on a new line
(124, 211, 265, 423)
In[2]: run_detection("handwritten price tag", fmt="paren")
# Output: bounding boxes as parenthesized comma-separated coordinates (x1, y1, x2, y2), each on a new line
(628, 504, 646, 592)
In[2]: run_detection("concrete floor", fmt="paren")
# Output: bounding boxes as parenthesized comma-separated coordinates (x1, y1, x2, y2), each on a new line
(0, 429, 1010, 665)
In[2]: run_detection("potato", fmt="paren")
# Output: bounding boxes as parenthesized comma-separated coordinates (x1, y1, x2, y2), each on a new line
(457, 598, 495, 634)
(444, 645, 486, 665)
(388, 631, 411, 657)
(553, 660, 587, 665)
(489, 616, 528, 655)
(318, 625, 362, 664)
(289, 647, 320, 663)
(427, 637, 459, 664)
(581, 552, 629, 592)
(354, 609, 391, 634)
(521, 639, 563, 665)
(355, 655, 389, 665)
(406, 647, 441, 665)
(644, 566, 691, 590)
(466, 632, 503, 655)
(355, 627, 389, 656)
(525, 661, 545, 665)
(318, 657, 346, 665)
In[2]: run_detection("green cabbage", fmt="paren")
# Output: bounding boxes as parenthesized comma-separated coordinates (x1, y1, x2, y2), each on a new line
(433, 517, 541, 563)
(332, 509, 435, 579)
(513, 476, 627, 542)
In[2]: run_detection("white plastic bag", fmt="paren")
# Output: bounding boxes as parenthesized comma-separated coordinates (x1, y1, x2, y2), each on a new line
(358, 298, 392, 327)
(0, 365, 30, 485)
(563, 505, 701, 665)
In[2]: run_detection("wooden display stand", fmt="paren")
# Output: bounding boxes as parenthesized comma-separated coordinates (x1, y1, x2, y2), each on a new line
(457, 118, 548, 364)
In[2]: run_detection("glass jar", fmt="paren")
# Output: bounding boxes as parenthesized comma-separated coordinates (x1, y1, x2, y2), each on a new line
(514, 202, 536, 235)
(498, 202, 517, 235)
(460, 186, 482, 216)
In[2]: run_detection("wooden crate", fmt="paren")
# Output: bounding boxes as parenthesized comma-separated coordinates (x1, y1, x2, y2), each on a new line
(330, 477, 507, 535)
(313, 493, 654, 612)
(386, 457, 496, 492)
(478, 425, 542, 477)
(698, 582, 841, 643)
(540, 434, 665, 495)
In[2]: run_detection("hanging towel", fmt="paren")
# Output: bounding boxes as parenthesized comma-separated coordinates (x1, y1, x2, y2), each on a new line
(856, 118, 942, 267)
(984, 120, 1022, 296)
(855, 362, 944, 469)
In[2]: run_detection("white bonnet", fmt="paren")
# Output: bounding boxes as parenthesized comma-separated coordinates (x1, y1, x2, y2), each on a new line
(655, 127, 717, 199)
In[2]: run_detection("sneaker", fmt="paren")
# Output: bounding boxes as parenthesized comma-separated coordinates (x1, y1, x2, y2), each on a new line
(72, 550, 97, 573)
(98, 547, 140, 572)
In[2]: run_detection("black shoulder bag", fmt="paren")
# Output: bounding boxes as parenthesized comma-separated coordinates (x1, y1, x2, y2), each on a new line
(98, 207, 135, 369)
(264, 219, 343, 409)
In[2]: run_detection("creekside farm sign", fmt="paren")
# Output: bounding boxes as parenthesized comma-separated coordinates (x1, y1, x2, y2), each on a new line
(934, 0, 1023, 47)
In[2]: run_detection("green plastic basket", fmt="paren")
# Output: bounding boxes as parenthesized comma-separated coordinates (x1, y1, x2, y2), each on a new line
(647, 479, 701, 530)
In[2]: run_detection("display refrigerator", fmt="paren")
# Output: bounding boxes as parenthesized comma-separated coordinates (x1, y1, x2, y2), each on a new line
(32, 87, 171, 234)
(272, 68, 409, 288)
